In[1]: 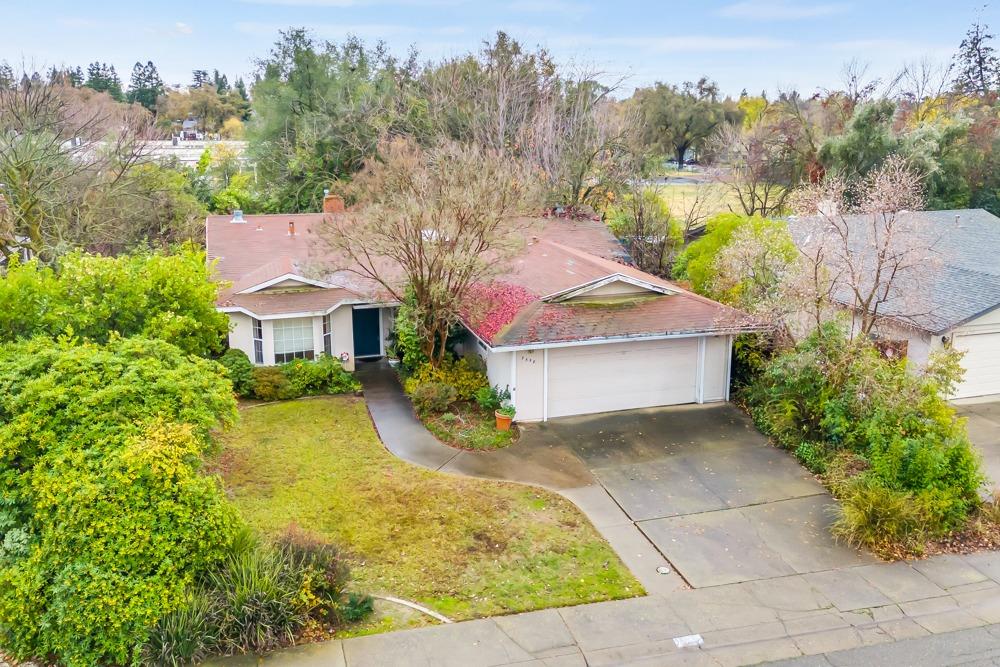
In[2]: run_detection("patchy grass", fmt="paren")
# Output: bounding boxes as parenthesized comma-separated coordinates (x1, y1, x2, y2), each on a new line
(214, 397, 641, 633)
(422, 401, 516, 451)
(654, 183, 743, 222)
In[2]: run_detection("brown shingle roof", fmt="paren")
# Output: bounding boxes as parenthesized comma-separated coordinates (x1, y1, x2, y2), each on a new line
(206, 210, 759, 341)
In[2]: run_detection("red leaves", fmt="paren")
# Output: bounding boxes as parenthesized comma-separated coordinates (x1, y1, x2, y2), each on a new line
(464, 282, 536, 342)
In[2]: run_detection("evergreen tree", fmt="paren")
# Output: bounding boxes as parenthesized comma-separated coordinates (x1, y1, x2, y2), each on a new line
(84, 62, 124, 101)
(126, 60, 164, 112)
(70, 66, 84, 87)
(0, 62, 13, 89)
(954, 20, 1000, 96)
(212, 69, 229, 93)
(191, 69, 210, 88)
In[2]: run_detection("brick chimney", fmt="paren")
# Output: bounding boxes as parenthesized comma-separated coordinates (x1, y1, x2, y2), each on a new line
(323, 192, 345, 214)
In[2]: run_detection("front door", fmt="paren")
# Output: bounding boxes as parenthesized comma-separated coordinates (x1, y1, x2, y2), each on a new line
(352, 308, 382, 358)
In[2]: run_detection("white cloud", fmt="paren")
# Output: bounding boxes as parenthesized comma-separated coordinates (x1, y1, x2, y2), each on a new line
(544, 33, 793, 53)
(717, 1, 850, 21)
(173, 22, 194, 35)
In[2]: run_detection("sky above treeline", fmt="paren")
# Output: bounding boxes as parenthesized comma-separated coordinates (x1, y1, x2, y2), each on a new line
(1, 0, 996, 97)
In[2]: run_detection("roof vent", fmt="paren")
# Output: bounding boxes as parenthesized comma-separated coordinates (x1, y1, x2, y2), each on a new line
(288, 220, 296, 237)
(255, 222, 263, 232)
(231, 209, 245, 224)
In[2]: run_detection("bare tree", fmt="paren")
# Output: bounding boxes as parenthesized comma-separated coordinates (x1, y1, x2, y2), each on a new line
(790, 155, 941, 337)
(709, 122, 797, 217)
(607, 185, 680, 276)
(315, 137, 544, 365)
(0, 76, 153, 259)
(896, 58, 954, 124)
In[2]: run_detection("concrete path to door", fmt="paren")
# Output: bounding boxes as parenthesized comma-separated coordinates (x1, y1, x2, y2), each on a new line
(222, 363, 1000, 666)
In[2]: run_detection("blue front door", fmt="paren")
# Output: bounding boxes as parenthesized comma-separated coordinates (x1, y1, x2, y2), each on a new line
(353, 308, 382, 358)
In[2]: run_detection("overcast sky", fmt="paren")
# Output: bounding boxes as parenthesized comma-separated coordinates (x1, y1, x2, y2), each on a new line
(1, 0, 995, 97)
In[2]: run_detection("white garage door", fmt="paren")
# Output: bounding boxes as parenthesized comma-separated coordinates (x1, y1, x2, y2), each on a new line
(547, 338, 699, 418)
(954, 332, 1000, 398)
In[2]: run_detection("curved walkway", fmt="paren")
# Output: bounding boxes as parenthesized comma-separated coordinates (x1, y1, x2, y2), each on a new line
(355, 361, 683, 596)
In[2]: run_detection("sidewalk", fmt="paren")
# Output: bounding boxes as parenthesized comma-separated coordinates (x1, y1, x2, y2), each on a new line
(218, 550, 1000, 666)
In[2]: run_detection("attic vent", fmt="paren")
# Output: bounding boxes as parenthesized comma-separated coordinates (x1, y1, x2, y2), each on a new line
(231, 210, 246, 224)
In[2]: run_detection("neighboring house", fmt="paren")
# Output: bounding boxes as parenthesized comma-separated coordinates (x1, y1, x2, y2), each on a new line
(206, 197, 761, 421)
(789, 209, 1000, 399)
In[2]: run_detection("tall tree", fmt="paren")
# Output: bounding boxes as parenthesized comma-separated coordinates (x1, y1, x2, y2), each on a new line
(953, 19, 1000, 96)
(126, 61, 164, 112)
(84, 62, 124, 101)
(635, 78, 731, 168)
(212, 69, 230, 93)
(315, 137, 543, 366)
(191, 69, 211, 88)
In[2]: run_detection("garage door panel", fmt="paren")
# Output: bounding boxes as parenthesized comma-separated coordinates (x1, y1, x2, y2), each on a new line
(547, 338, 699, 418)
(955, 333, 1000, 398)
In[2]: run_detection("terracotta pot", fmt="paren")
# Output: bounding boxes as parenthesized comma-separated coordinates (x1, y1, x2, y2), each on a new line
(495, 411, 513, 431)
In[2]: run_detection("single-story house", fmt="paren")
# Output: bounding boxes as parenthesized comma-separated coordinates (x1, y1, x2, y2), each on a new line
(206, 197, 761, 420)
(789, 208, 1000, 399)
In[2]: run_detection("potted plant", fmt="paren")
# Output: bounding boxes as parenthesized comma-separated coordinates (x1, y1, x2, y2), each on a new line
(495, 401, 516, 431)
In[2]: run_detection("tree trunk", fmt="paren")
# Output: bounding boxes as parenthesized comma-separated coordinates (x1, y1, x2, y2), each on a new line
(676, 146, 687, 170)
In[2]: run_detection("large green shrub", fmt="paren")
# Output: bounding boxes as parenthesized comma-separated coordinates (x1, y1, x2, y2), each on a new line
(219, 348, 255, 397)
(252, 366, 294, 401)
(283, 355, 360, 395)
(250, 357, 360, 401)
(0, 337, 239, 667)
(746, 322, 983, 547)
(0, 245, 229, 357)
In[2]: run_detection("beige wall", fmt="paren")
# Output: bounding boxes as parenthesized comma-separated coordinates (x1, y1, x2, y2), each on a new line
(228, 312, 254, 361)
(330, 307, 356, 371)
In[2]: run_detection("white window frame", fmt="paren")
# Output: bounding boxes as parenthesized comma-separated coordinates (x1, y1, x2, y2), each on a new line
(252, 317, 264, 364)
(273, 317, 315, 363)
(322, 313, 333, 356)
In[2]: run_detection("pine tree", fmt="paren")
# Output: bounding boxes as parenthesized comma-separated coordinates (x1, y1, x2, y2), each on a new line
(84, 62, 124, 101)
(192, 69, 210, 88)
(954, 20, 1000, 96)
(0, 62, 13, 89)
(127, 61, 164, 112)
(213, 69, 229, 93)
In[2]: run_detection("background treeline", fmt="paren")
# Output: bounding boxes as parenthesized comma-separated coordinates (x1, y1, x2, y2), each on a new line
(2, 20, 1000, 265)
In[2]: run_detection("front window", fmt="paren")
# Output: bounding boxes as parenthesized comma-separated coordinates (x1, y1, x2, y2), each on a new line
(252, 317, 263, 364)
(322, 314, 333, 356)
(273, 317, 315, 363)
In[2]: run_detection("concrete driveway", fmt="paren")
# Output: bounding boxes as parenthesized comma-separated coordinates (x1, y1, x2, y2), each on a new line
(508, 404, 873, 588)
(956, 400, 1000, 491)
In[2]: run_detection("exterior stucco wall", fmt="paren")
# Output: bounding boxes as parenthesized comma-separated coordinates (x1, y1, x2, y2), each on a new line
(227, 312, 254, 361)
(330, 307, 356, 371)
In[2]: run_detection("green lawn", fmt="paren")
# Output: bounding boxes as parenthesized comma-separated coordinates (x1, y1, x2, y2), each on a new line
(214, 397, 641, 632)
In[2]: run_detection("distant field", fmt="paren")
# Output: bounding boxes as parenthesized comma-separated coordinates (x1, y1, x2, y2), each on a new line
(649, 181, 742, 228)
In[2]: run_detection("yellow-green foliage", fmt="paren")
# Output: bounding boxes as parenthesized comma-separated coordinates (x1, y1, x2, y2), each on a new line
(0, 337, 239, 666)
(0, 245, 229, 357)
(403, 357, 488, 401)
